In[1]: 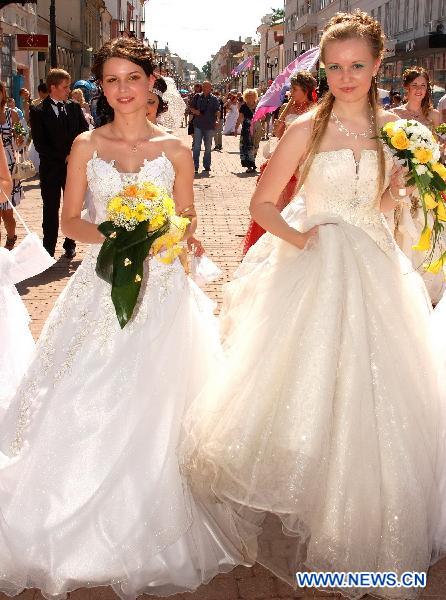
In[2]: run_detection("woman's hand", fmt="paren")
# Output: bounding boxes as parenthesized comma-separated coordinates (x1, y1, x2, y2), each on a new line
(187, 235, 205, 257)
(294, 225, 318, 250)
(389, 163, 414, 197)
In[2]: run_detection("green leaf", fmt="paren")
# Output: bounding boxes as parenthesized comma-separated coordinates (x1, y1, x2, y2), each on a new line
(432, 171, 446, 191)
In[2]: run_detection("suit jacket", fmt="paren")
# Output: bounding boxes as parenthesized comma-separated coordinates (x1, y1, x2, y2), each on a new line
(30, 97, 89, 166)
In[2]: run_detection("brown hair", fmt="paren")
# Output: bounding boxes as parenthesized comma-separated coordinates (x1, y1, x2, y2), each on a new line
(289, 70, 317, 102)
(0, 81, 7, 108)
(299, 10, 386, 196)
(402, 66, 433, 121)
(46, 68, 70, 92)
(91, 38, 154, 126)
(91, 37, 154, 81)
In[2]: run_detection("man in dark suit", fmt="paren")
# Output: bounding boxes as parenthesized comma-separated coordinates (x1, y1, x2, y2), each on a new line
(30, 69, 89, 258)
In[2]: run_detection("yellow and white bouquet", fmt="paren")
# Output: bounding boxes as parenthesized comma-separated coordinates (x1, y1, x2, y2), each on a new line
(96, 182, 189, 328)
(379, 119, 446, 270)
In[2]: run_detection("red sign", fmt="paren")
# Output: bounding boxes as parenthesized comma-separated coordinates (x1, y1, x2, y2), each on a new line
(16, 34, 49, 52)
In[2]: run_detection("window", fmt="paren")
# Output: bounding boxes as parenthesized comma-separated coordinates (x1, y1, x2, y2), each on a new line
(425, 0, 433, 23)
(403, 0, 409, 29)
(377, 5, 382, 23)
(385, 2, 391, 35)
(414, 0, 419, 28)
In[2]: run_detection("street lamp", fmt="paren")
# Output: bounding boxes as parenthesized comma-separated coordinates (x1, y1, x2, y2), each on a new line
(119, 18, 125, 35)
(293, 41, 298, 57)
(266, 60, 273, 81)
(300, 41, 306, 54)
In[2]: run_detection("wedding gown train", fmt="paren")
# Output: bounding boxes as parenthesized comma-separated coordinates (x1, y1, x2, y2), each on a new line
(0, 154, 256, 600)
(182, 149, 445, 599)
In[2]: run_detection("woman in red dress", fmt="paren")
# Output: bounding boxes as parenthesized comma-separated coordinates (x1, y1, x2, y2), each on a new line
(242, 70, 317, 255)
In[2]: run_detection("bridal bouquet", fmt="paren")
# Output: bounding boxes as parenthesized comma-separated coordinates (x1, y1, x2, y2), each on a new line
(379, 119, 446, 270)
(96, 182, 189, 328)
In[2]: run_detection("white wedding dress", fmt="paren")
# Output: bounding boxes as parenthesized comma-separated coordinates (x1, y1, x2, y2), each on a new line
(183, 149, 445, 599)
(0, 154, 255, 600)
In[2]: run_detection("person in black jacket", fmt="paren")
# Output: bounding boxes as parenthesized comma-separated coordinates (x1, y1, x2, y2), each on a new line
(30, 69, 89, 258)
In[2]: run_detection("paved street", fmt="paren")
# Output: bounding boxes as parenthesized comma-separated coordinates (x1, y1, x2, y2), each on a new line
(1, 129, 446, 600)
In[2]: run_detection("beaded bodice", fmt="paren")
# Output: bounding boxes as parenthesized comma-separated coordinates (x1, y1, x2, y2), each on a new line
(303, 149, 396, 253)
(86, 152, 175, 224)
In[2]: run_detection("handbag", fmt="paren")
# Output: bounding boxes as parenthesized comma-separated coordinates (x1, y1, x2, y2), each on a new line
(12, 149, 36, 180)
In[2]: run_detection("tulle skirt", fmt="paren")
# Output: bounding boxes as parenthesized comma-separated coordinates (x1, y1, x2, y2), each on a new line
(182, 199, 445, 599)
(0, 249, 257, 599)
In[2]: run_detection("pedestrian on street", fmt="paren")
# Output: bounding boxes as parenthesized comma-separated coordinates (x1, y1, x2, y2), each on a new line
(0, 81, 25, 250)
(30, 68, 89, 258)
(212, 90, 223, 150)
(190, 80, 220, 174)
(234, 88, 260, 173)
(31, 82, 48, 107)
(19, 87, 31, 124)
(186, 82, 202, 139)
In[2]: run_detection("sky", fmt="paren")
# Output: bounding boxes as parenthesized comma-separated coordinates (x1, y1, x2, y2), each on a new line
(145, 0, 281, 70)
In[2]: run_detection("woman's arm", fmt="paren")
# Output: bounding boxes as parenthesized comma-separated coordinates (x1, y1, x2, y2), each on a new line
(169, 139, 197, 240)
(250, 115, 317, 249)
(431, 108, 441, 128)
(61, 133, 105, 243)
(0, 137, 12, 200)
(234, 109, 244, 136)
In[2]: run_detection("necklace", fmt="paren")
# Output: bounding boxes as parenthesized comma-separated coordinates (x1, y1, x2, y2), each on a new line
(331, 110, 375, 140)
(293, 101, 309, 115)
(110, 124, 155, 153)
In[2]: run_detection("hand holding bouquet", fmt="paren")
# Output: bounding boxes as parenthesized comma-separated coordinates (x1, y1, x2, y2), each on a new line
(379, 119, 446, 271)
(95, 182, 189, 328)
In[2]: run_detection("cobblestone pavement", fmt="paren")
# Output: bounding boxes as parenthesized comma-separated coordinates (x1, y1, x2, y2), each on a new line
(1, 129, 445, 600)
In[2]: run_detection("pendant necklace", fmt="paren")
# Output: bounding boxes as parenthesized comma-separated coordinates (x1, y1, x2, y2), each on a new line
(331, 110, 375, 140)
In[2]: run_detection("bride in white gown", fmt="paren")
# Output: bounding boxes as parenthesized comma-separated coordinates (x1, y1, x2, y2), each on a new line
(0, 38, 255, 599)
(183, 12, 445, 599)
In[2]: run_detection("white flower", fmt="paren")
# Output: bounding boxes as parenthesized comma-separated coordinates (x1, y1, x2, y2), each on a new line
(415, 164, 428, 175)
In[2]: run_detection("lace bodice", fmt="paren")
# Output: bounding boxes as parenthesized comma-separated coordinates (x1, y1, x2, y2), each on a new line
(86, 152, 175, 224)
(303, 149, 396, 253)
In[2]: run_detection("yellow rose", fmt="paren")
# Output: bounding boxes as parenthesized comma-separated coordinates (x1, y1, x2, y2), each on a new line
(383, 121, 396, 136)
(390, 130, 410, 151)
(412, 226, 432, 252)
(426, 255, 445, 274)
(423, 192, 438, 210)
(432, 162, 446, 180)
(437, 201, 446, 221)
(414, 147, 433, 164)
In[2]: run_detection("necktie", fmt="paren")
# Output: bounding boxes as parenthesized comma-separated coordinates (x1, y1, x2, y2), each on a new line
(56, 102, 68, 130)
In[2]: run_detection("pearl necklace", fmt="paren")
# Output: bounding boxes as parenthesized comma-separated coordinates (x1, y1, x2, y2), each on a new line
(331, 110, 375, 140)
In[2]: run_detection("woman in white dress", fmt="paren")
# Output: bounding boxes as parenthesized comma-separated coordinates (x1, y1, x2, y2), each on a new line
(183, 12, 445, 599)
(223, 94, 239, 135)
(0, 38, 255, 600)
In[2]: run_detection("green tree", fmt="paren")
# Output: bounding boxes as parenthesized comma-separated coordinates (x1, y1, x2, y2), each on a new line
(202, 60, 211, 79)
(271, 7, 284, 24)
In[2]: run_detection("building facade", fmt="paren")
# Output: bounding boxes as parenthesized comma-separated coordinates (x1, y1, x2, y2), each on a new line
(0, 2, 38, 97)
(257, 15, 284, 86)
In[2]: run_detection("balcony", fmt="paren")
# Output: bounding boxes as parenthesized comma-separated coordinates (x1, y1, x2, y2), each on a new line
(295, 12, 318, 33)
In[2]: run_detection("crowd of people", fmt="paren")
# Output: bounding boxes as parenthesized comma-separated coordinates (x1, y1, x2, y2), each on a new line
(2, 10, 446, 600)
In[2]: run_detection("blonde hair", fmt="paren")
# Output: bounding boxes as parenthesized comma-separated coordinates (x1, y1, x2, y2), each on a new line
(299, 11, 386, 195)
(71, 88, 86, 104)
(243, 88, 258, 102)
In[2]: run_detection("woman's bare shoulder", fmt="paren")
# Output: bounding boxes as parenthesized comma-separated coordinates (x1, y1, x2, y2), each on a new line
(377, 109, 400, 127)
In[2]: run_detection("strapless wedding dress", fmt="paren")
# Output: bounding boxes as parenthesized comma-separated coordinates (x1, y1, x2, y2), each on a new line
(0, 154, 255, 599)
(183, 149, 445, 599)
